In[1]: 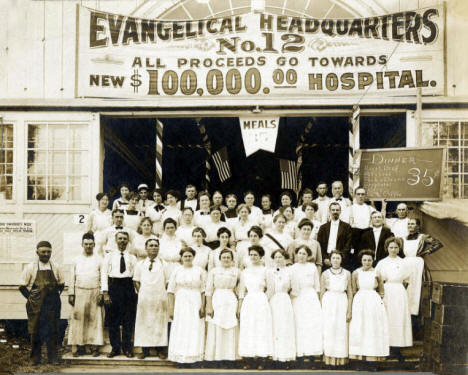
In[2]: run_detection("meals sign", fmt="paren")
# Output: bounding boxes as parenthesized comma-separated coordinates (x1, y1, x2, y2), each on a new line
(76, 5, 445, 99)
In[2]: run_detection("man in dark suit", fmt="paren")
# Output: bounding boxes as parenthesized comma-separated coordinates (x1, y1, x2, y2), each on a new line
(359, 211, 394, 263)
(317, 202, 352, 270)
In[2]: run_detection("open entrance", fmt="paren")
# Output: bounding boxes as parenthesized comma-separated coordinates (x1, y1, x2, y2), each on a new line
(102, 114, 406, 205)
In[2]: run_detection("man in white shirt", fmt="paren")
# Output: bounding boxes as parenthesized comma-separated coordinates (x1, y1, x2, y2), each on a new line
(329, 181, 352, 218)
(313, 182, 331, 224)
(136, 183, 155, 211)
(102, 209, 136, 255)
(358, 211, 394, 262)
(102, 232, 138, 358)
(177, 184, 198, 211)
(345, 187, 376, 270)
(383, 201, 410, 238)
(68, 232, 104, 357)
(19, 241, 65, 365)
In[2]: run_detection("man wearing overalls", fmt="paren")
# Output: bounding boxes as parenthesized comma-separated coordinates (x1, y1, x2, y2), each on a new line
(19, 241, 65, 365)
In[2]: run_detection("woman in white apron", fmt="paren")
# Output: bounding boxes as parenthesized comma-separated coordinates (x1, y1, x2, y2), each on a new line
(236, 226, 268, 269)
(123, 193, 144, 231)
(86, 193, 112, 256)
(132, 217, 158, 262)
(159, 218, 183, 279)
(204, 249, 241, 363)
(232, 204, 257, 251)
(208, 227, 237, 271)
(191, 227, 210, 271)
(320, 250, 352, 367)
(290, 245, 323, 361)
(175, 207, 195, 247)
(133, 238, 169, 359)
(168, 247, 206, 366)
(376, 237, 412, 362)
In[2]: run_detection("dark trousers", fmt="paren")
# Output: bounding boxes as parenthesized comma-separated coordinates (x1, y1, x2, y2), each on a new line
(348, 228, 367, 271)
(30, 306, 59, 363)
(107, 277, 137, 353)
(30, 333, 57, 363)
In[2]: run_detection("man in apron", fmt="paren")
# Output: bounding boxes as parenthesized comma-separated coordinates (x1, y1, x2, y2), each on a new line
(133, 238, 170, 359)
(19, 241, 65, 365)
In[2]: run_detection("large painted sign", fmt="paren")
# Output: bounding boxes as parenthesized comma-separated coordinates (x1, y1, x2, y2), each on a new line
(76, 5, 445, 99)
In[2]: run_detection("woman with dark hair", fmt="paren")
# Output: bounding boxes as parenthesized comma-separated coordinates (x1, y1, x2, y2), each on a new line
(205, 249, 241, 363)
(133, 217, 158, 261)
(266, 249, 296, 365)
(123, 192, 144, 231)
(168, 247, 206, 366)
(191, 227, 210, 270)
(349, 249, 389, 365)
(86, 192, 112, 255)
(159, 218, 183, 278)
(237, 226, 268, 269)
(290, 245, 323, 361)
(112, 183, 131, 210)
(175, 207, 196, 247)
(289, 219, 322, 272)
(375, 237, 412, 361)
(320, 250, 353, 367)
(208, 227, 236, 271)
(161, 190, 181, 225)
(298, 202, 321, 240)
(145, 189, 166, 236)
(238, 246, 273, 369)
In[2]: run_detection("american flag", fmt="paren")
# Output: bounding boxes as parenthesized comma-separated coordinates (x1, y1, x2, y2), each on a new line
(212, 147, 232, 182)
(279, 159, 298, 190)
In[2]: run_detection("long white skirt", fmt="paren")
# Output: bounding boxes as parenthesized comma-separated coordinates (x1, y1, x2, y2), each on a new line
(349, 290, 389, 358)
(292, 287, 323, 356)
(322, 291, 348, 359)
(383, 282, 412, 347)
(168, 288, 205, 363)
(270, 292, 296, 361)
(238, 291, 273, 358)
(68, 287, 104, 346)
(404, 257, 424, 315)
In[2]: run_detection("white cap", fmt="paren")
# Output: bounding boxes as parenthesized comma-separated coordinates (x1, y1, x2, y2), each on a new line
(137, 183, 149, 191)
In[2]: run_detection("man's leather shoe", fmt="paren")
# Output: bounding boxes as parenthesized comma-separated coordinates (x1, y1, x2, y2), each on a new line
(124, 350, 134, 358)
(107, 350, 120, 358)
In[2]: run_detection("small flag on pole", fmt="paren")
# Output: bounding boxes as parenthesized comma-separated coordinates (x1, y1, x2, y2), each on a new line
(279, 159, 298, 191)
(212, 147, 232, 182)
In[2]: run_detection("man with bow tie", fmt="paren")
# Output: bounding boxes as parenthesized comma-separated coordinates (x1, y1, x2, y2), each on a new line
(329, 181, 352, 218)
(102, 231, 138, 358)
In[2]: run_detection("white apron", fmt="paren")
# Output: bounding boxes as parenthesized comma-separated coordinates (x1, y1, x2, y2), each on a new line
(403, 235, 425, 315)
(134, 259, 168, 347)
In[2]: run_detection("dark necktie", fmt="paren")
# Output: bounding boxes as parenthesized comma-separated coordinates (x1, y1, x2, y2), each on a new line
(149, 259, 154, 271)
(120, 252, 126, 273)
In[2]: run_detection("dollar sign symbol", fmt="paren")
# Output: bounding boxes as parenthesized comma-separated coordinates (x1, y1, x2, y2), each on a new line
(130, 69, 142, 93)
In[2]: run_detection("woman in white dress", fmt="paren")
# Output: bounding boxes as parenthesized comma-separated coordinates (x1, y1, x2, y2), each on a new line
(237, 226, 268, 269)
(263, 215, 294, 263)
(208, 227, 237, 271)
(232, 204, 257, 250)
(112, 183, 130, 210)
(320, 250, 353, 367)
(375, 237, 412, 362)
(161, 190, 181, 225)
(266, 249, 296, 366)
(290, 245, 323, 361)
(289, 219, 322, 272)
(243, 190, 262, 223)
(238, 246, 273, 369)
(132, 217, 158, 261)
(175, 207, 195, 247)
(159, 218, 183, 278)
(168, 247, 206, 366)
(205, 249, 241, 363)
(349, 250, 389, 365)
(191, 227, 210, 270)
(145, 189, 165, 236)
(123, 192, 144, 231)
(86, 192, 112, 256)
(194, 192, 212, 228)
(279, 206, 297, 239)
(204, 206, 228, 249)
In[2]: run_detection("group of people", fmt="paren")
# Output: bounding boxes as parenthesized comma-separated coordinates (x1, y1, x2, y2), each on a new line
(19, 181, 443, 368)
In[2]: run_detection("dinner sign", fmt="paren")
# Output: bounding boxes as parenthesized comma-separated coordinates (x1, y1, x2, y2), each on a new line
(76, 5, 445, 99)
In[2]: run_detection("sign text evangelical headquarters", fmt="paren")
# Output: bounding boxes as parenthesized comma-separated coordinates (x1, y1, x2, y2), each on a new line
(77, 6, 445, 99)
